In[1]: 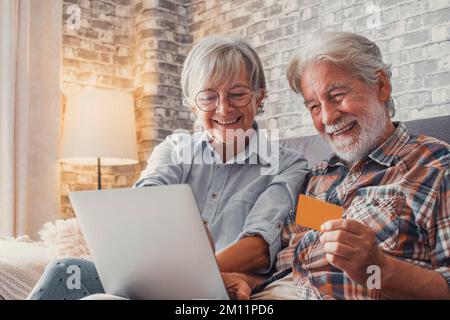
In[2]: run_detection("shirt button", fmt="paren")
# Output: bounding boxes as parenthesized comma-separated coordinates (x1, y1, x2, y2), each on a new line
(211, 192, 218, 199)
(276, 221, 283, 229)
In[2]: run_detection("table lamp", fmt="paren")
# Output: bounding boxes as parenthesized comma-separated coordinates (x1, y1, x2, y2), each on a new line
(60, 88, 139, 190)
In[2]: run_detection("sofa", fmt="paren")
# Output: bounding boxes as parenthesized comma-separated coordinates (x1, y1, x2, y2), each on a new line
(0, 115, 449, 300)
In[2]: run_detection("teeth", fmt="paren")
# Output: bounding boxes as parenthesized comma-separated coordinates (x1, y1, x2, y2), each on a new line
(216, 118, 239, 125)
(333, 122, 354, 135)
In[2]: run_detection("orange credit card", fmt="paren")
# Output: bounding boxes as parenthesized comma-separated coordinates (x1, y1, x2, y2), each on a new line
(295, 195, 344, 231)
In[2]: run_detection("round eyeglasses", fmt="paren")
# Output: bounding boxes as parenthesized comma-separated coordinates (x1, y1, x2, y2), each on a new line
(194, 86, 256, 112)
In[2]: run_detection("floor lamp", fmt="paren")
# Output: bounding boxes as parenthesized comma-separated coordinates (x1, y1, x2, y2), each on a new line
(60, 88, 138, 190)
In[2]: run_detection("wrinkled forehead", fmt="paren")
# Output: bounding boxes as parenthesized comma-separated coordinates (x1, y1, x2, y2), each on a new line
(301, 62, 358, 95)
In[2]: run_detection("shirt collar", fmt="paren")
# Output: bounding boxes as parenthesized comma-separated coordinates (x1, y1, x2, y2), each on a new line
(368, 122, 410, 167)
(196, 122, 271, 166)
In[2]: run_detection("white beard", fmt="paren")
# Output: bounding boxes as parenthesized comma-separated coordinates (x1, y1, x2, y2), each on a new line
(322, 101, 390, 164)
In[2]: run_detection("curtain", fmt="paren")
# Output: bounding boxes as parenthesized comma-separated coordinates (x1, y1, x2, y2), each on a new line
(0, 0, 62, 238)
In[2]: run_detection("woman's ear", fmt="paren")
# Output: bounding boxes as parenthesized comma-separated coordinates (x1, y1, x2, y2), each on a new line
(377, 71, 391, 104)
(183, 97, 196, 113)
(189, 106, 198, 122)
(256, 89, 266, 107)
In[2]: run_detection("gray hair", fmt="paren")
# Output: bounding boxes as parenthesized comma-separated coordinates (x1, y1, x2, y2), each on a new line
(287, 32, 395, 117)
(181, 36, 266, 113)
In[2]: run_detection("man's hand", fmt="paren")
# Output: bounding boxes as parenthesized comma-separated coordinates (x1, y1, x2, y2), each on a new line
(221, 273, 252, 300)
(320, 218, 450, 299)
(320, 219, 385, 285)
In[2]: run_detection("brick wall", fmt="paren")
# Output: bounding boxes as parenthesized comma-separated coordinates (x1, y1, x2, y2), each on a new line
(60, 0, 450, 218)
(61, 0, 137, 218)
(133, 0, 193, 164)
(61, 0, 192, 218)
(190, 0, 450, 138)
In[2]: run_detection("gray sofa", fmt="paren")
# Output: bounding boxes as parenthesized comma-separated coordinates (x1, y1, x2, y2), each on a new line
(280, 115, 450, 166)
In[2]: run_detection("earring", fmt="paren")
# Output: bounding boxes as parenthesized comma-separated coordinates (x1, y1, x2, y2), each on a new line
(258, 104, 265, 114)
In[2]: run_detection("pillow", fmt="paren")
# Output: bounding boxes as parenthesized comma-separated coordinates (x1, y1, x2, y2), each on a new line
(0, 219, 91, 300)
(38, 218, 91, 259)
(0, 237, 55, 299)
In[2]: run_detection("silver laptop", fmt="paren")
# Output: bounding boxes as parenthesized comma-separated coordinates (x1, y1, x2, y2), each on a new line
(69, 184, 229, 300)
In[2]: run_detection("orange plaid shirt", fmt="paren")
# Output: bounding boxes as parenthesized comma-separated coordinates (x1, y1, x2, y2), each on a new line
(275, 122, 450, 299)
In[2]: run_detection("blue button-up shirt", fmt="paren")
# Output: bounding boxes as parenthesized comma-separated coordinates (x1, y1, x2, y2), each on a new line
(134, 123, 309, 272)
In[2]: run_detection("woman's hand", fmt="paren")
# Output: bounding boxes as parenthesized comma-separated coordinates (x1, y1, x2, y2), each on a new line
(221, 272, 268, 300)
(221, 272, 252, 300)
(203, 221, 215, 253)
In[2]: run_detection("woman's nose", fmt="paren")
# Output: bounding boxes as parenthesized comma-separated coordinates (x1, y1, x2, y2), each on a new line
(215, 93, 234, 114)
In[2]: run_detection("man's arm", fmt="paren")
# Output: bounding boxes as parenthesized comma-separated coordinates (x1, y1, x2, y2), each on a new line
(378, 252, 450, 299)
(320, 219, 450, 299)
(378, 166, 450, 299)
(216, 236, 270, 273)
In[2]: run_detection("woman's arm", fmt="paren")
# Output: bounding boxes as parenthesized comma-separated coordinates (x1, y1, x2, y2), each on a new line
(221, 272, 267, 300)
(134, 133, 189, 187)
(228, 150, 308, 273)
(216, 236, 269, 273)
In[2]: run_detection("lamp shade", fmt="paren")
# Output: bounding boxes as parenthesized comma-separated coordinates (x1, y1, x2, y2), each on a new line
(61, 88, 139, 165)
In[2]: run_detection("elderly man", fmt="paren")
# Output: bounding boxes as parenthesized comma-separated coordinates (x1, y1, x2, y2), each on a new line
(224, 32, 450, 300)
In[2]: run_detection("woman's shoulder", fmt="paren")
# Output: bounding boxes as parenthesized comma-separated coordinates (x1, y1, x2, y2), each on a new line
(151, 131, 206, 160)
(159, 130, 203, 147)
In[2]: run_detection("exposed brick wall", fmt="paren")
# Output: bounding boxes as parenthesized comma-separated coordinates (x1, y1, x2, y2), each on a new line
(61, 0, 138, 218)
(60, 0, 450, 218)
(62, 0, 135, 92)
(133, 0, 193, 164)
(61, 0, 192, 218)
(190, 0, 450, 138)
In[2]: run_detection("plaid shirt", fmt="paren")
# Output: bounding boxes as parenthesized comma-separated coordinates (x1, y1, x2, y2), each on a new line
(274, 122, 450, 299)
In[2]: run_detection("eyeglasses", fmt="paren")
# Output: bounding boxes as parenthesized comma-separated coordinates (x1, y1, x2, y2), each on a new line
(194, 86, 256, 112)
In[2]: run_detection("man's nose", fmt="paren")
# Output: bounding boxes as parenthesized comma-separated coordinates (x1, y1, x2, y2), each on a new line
(321, 103, 341, 126)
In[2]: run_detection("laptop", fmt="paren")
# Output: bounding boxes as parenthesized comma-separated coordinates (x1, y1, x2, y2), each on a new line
(69, 184, 229, 300)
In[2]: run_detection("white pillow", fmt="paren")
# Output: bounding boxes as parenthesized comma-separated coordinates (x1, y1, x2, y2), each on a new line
(38, 218, 91, 259)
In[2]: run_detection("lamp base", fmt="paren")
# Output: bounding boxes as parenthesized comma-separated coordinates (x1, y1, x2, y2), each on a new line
(97, 157, 101, 190)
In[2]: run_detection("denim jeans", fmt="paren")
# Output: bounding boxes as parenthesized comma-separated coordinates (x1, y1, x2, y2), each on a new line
(28, 258, 104, 300)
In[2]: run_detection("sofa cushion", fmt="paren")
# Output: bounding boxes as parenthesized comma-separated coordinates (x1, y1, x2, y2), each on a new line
(0, 219, 92, 300)
(0, 237, 56, 300)
(280, 115, 450, 166)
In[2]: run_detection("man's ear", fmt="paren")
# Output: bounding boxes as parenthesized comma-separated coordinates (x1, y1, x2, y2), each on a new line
(377, 71, 391, 104)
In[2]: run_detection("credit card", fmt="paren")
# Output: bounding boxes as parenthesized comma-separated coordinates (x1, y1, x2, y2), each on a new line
(295, 195, 344, 231)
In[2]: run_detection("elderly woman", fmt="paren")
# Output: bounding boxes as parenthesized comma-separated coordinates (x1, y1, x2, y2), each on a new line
(28, 36, 308, 299)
